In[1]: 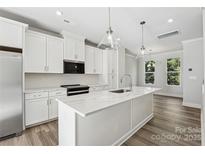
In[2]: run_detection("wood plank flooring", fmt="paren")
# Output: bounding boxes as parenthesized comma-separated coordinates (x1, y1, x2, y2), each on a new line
(0, 121, 58, 146)
(0, 95, 201, 146)
(123, 95, 201, 146)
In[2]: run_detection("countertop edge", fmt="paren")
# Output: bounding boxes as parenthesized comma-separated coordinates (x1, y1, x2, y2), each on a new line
(56, 88, 160, 117)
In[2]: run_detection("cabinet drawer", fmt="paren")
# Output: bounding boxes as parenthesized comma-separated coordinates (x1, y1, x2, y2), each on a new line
(49, 90, 66, 97)
(25, 92, 48, 100)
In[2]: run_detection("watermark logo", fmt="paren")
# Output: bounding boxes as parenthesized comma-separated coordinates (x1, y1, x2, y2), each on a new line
(150, 126, 201, 143)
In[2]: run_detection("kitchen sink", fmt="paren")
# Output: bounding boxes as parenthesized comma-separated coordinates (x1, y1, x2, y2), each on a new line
(109, 89, 131, 93)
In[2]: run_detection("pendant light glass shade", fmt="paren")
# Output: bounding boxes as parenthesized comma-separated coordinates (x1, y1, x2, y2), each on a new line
(97, 8, 119, 50)
(137, 21, 149, 57)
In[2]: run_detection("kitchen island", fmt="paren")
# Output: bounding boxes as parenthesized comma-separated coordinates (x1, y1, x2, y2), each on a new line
(56, 86, 160, 146)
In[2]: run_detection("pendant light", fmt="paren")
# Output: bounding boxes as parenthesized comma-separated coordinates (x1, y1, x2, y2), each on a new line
(138, 21, 148, 57)
(97, 7, 119, 50)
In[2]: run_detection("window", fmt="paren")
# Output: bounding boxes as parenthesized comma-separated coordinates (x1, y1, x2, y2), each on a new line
(145, 60, 155, 84)
(167, 58, 180, 86)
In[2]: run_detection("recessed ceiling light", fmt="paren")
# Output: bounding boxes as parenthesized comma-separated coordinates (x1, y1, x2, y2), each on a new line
(116, 38, 120, 41)
(56, 10, 63, 16)
(168, 18, 174, 23)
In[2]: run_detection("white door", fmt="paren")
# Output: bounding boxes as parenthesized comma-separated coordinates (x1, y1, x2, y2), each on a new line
(64, 37, 75, 60)
(25, 98, 49, 126)
(85, 46, 95, 74)
(49, 98, 58, 119)
(24, 31, 46, 72)
(0, 20, 23, 48)
(95, 48, 103, 74)
(75, 39, 85, 61)
(47, 36, 63, 73)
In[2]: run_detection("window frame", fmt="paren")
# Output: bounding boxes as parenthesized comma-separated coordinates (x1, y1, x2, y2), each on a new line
(144, 60, 155, 85)
(166, 57, 181, 87)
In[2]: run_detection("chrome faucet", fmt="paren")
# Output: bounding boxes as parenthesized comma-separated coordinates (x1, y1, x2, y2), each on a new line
(120, 74, 132, 91)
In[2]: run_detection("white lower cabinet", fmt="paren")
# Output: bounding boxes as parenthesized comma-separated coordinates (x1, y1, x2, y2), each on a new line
(25, 89, 66, 127)
(25, 98, 49, 126)
(48, 98, 58, 120)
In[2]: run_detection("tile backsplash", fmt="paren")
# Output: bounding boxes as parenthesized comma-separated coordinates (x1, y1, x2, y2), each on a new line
(25, 73, 105, 89)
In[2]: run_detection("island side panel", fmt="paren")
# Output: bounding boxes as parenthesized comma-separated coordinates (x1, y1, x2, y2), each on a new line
(76, 100, 132, 146)
(132, 93, 153, 128)
(58, 102, 76, 146)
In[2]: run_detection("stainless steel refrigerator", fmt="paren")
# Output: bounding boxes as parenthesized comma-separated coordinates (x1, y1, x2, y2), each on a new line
(0, 48, 23, 139)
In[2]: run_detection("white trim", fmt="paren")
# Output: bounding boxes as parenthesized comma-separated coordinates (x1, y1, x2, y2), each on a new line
(125, 53, 137, 58)
(61, 30, 85, 40)
(112, 113, 153, 146)
(182, 37, 203, 44)
(155, 92, 183, 98)
(0, 16, 28, 27)
(145, 49, 182, 56)
(182, 102, 201, 109)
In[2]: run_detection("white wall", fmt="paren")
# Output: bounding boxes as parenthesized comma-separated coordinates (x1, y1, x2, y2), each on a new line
(125, 54, 137, 86)
(202, 8, 205, 146)
(182, 38, 203, 108)
(25, 73, 104, 89)
(137, 50, 183, 97)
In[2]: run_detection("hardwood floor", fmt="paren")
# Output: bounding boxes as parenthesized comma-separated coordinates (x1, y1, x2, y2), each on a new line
(0, 121, 58, 146)
(123, 95, 201, 146)
(0, 95, 201, 146)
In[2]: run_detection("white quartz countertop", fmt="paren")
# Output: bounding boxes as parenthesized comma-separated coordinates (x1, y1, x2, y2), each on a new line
(24, 87, 66, 93)
(56, 86, 160, 117)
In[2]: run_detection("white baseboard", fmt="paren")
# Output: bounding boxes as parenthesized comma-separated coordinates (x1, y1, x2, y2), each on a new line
(112, 113, 153, 146)
(182, 102, 201, 109)
(154, 92, 183, 98)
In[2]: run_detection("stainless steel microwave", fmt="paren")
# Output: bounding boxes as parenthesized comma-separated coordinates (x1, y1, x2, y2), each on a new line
(63, 60, 85, 74)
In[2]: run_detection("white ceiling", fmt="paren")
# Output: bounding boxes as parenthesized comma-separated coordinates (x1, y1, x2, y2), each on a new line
(0, 7, 203, 54)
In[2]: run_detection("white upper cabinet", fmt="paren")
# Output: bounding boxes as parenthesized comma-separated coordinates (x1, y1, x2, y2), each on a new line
(0, 17, 27, 48)
(75, 39, 85, 61)
(106, 50, 117, 74)
(85, 45, 103, 74)
(24, 30, 63, 73)
(47, 36, 63, 73)
(62, 31, 85, 62)
(95, 48, 103, 74)
(85, 46, 95, 74)
(64, 37, 76, 61)
(25, 31, 47, 72)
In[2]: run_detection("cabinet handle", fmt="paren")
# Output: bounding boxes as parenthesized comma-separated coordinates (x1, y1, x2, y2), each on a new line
(44, 66, 49, 71)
